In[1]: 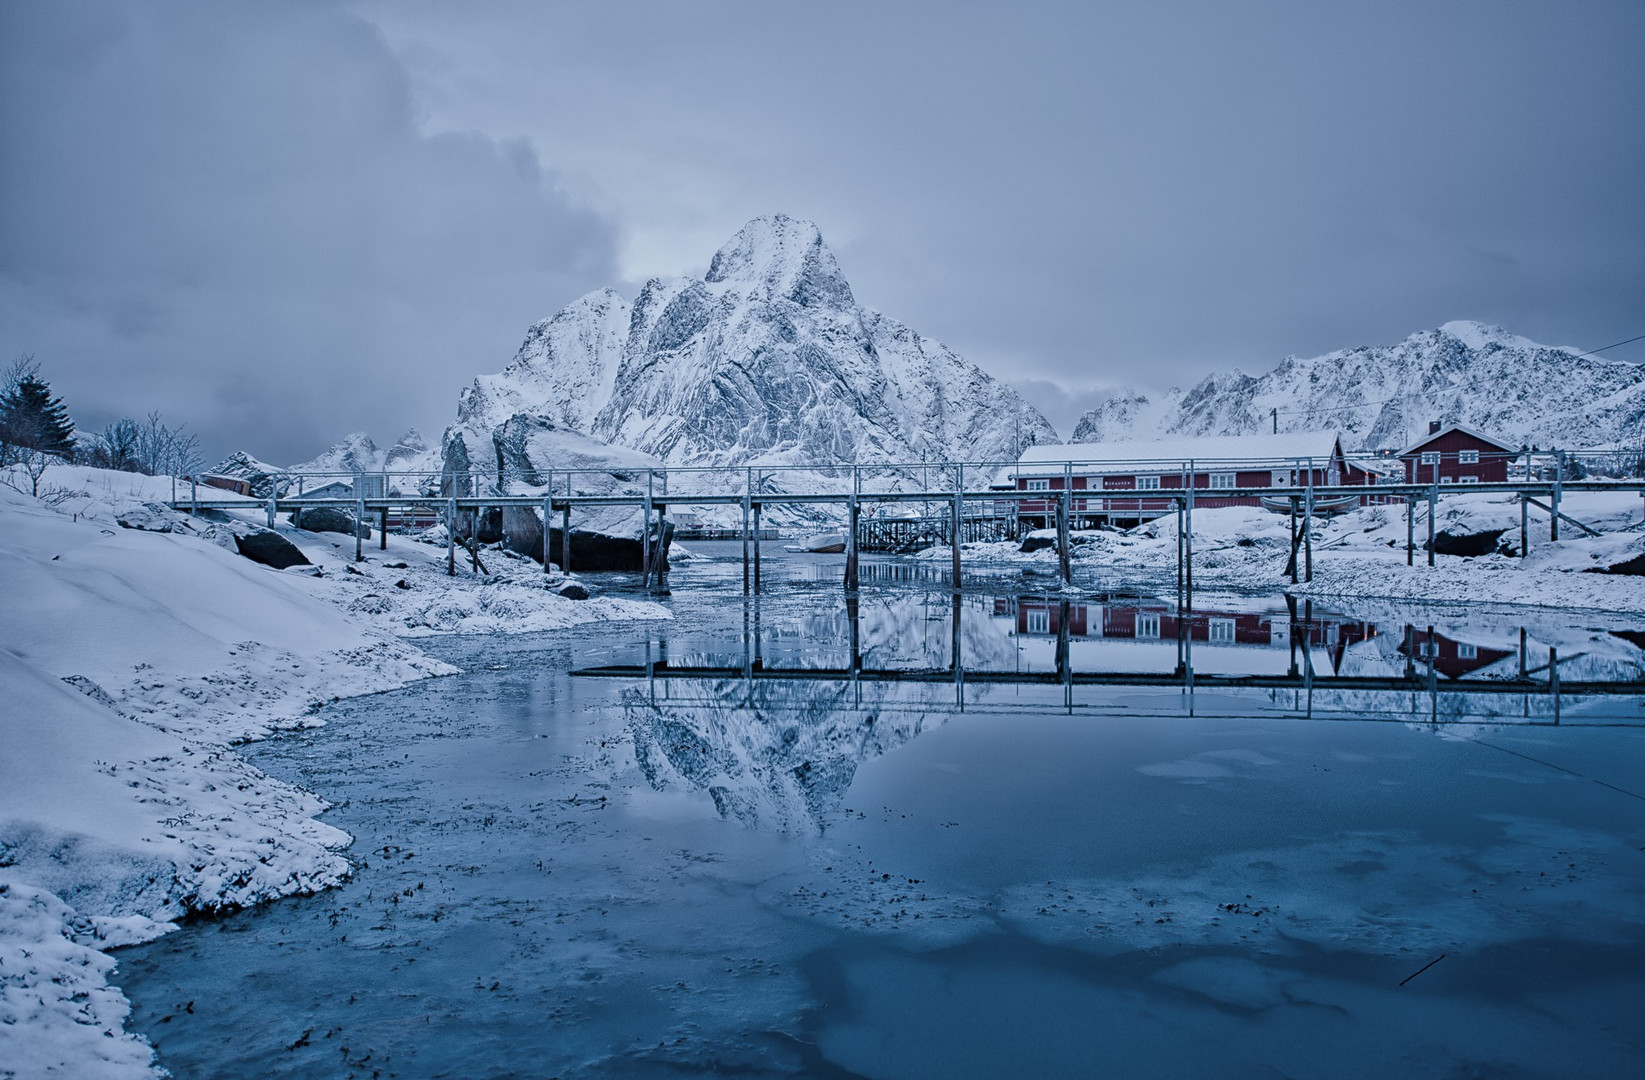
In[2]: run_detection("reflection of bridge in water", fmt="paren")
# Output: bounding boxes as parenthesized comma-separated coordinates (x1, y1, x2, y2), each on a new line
(575, 594, 1645, 725)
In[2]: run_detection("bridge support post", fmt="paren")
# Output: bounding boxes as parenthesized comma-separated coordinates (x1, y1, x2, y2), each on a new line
(741, 475, 752, 594)
(1303, 457, 1313, 582)
(562, 504, 572, 576)
(267, 495, 276, 530)
(951, 466, 963, 592)
(447, 498, 457, 576)
(1056, 488, 1071, 586)
(1184, 465, 1194, 607)
(1550, 645, 1560, 724)
(753, 503, 762, 592)
(1551, 453, 1563, 542)
(845, 492, 860, 591)
(542, 496, 552, 576)
(356, 498, 365, 562)
(380, 506, 388, 550)
(191, 477, 199, 516)
(1406, 496, 1414, 566)
(1520, 496, 1528, 558)
(642, 470, 653, 590)
(1427, 481, 1437, 567)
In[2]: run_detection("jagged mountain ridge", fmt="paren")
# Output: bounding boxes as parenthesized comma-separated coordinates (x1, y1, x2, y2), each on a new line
(1072, 322, 1645, 451)
(287, 429, 439, 476)
(455, 215, 1058, 473)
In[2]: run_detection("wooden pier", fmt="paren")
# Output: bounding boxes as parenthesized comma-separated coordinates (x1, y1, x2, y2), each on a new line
(169, 456, 1645, 600)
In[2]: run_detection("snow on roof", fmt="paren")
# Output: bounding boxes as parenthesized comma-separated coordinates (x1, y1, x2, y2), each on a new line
(1397, 423, 1518, 456)
(1012, 431, 1343, 475)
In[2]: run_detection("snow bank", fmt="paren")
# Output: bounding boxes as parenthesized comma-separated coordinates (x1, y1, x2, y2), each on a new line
(0, 465, 668, 1077)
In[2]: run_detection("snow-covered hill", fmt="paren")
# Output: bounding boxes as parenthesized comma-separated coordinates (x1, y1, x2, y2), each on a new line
(456, 215, 1057, 472)
(1072, 322, 1645, 451)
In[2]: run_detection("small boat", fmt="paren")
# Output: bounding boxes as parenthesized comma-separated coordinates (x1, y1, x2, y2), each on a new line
(1260, 494, 1360, 515)
(797, 531, 847, 553)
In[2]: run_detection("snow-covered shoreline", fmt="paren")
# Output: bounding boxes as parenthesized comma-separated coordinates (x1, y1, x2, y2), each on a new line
(919, 490, 1645, 613)
(0, 464, 669, 1078)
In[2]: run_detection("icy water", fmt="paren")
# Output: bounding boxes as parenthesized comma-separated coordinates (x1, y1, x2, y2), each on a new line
(118, 547, 1645, 1078)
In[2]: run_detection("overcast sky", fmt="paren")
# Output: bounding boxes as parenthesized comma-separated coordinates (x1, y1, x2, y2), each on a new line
(3, 1, 1642, 464)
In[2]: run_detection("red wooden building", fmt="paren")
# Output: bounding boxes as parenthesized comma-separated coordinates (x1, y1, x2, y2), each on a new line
(1398, 423, 1517, 485)
(1006, 431, 1370, 529)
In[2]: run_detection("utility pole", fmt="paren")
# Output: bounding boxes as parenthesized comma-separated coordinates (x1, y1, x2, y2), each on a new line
(1271, 407, 1278, 435)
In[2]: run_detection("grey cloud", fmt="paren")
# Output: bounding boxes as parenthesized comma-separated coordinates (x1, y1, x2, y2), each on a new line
(0, 0, 618, 463)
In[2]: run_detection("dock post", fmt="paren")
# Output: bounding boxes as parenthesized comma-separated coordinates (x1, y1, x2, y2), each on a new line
(267, 494, 276, 529)
(1176, 500, 1184, 606)
(951, 465, 963, 592)
(1427, 480, 1437, 566)
(1056, 487, 1071, 585)
(562, 503, 571, 575)
(1520, 496, 1528, 557)
(741, 475, 751, 595)
(447, 498, 457, 576)
(845, 486, 860, 591)
(1406, 496, 1414, 566)
(379, 506, 388, 550)
(541, 495, 552, 576)
(190, 476, 198, 516)
(1288, 496, 1300, 583)
(1551, 453, 1562, 542)
(1184, 463, 1194, 607)
(1303, 457, 1313, 582)
(356, 498, 365, 562)
(1550, 645, 1560, 723)
(642, 469, 653, 590)
(753, 502, 762, 592)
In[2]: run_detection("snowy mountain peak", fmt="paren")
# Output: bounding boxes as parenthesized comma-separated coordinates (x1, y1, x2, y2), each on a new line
(1068, 322, 1644, 452)
(704, 214, 853, 308)
(450, 214, 1057, 481)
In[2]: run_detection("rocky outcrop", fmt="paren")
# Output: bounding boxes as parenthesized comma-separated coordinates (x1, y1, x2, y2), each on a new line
(232, 530, 310, 569)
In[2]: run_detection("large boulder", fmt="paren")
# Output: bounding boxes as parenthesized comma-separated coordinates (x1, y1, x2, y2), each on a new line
(233, 530, 310, 569)
(1431, 528, 1509, 557)
(290, 506, 371, 538)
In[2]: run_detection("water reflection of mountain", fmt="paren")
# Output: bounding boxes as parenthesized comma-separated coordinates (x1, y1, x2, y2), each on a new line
(625, 680, 946, 835)
(606, 592, 1645, 830)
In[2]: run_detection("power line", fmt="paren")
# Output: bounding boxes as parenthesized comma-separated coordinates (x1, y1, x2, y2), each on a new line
(1568, 332, 1645, 360)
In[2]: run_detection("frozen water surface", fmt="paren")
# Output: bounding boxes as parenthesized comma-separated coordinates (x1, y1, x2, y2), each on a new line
(116, 548, 1645, 1078)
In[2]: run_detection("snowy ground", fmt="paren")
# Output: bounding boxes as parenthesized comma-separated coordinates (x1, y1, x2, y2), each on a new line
(0, 464, 668, 1078)
(919, 490, 1645, 612)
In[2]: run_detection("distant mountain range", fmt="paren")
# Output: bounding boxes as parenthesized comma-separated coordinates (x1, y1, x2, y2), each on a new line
(1071, 321, 1645, 451)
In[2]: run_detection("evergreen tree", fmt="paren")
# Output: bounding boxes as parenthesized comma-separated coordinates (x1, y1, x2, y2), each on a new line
(1, 374, 76, 460)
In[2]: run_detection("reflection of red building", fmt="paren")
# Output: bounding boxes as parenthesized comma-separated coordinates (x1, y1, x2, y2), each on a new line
(1396, 630, 1514, 679)
(996, 597, 1375, 669)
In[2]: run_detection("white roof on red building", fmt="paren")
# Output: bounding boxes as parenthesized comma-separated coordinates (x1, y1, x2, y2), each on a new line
(1011, 431, 1343, 478)
(1396, 423, 1517, 457)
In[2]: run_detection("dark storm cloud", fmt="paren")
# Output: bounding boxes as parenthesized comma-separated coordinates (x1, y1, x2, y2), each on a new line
(4, 2, 1641, 458)
(0, 0, 617, 463)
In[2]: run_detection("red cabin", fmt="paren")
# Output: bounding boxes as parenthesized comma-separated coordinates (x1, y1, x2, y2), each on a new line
(1398, 423, 1517, 485)
(1007, 430, 1365, 529)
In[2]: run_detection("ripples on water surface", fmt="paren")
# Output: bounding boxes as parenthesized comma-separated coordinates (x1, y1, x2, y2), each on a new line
(118, 546, 1645, 1078)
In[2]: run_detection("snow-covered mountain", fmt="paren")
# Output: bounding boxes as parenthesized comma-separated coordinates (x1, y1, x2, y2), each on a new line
(1072, 322, 1645, 451)
(287, 429, 439, 476)
(455, 215, 1057, 472)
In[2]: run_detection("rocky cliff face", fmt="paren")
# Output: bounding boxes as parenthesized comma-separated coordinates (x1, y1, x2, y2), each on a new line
(455, 215, 1057, 474)
(1071, 322, 1645, 451)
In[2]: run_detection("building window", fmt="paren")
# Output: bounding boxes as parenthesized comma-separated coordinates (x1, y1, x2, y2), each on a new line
(1027, 479, 1049, 491)
(1026, 609, 1050, 635)
(1458, 475, 1478, 484)
(1420, 452, 1440, 465)
(1136, 613, 1161, 639)
(1209, 473, 1235, 489)
(1137, 476, 1161, 490)
(1459, 450, 1479, 464)
(1209, 618, 1236, 643)
(1457, 643, 1477, 659)
(1418, 641, 1438, 658)
(1440, 477, 1454, 484)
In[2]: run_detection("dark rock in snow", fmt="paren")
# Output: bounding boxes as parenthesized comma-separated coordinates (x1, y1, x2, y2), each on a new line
(234, 531, 310, 569)
(557, 583, 590, 600)
(1431, 529, 1509, 557)
(290, 506, 371, 539)
(1020, 535, 1057, 553)
(1584, 552, 1645, 576)
(394, 579, 412, 590)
